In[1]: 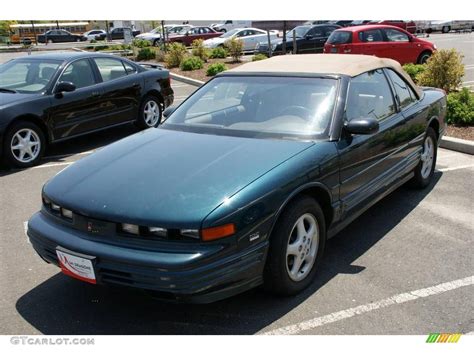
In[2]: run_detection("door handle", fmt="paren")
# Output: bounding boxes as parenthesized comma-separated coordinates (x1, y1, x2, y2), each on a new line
(90, 91, 101, 98)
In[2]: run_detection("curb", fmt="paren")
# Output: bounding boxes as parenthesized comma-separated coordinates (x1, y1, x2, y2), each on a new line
(170, 72, 204, 87)
(440, 136, 474, 155)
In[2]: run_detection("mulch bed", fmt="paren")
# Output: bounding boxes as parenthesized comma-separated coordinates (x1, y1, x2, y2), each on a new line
(158, 58, 244, 82)
(446, 125, 474, 141)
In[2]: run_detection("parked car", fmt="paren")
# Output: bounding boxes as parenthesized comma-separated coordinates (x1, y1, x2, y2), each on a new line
(349, 20, 372, 26)
(203, 28, 278, 52)
(27, 54, 446, 303)
(367, 20, 417, 34)
(328, 20, 354, 27)
(167, 26, 222, 46)
(211, 20, 252, 33)
(83, 29, 106, 41)
(96, 27, 141, 41)
(324, 25, 436, 64)
(135, 25, 192, 46)
(256, 24, 340, 55)
(425, 20, 474, 33)
(37, 30, 87, 43)
(0, 52, 173, 168)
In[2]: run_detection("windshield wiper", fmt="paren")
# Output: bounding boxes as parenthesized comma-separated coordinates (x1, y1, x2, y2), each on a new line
(0, 88, 17, 93)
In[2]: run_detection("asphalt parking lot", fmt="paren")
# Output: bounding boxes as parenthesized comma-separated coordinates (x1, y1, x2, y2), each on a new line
(0, 37, 473, 335)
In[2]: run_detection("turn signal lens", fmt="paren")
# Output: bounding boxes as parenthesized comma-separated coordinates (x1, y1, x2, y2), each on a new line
(201, 223, 235, 241)
(122, 223, 139, 235)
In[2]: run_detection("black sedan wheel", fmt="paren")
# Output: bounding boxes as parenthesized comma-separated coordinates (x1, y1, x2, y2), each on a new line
(264, 196, 326, 295)
(137, 96, 162, 129)
(4, 121, 45, 168)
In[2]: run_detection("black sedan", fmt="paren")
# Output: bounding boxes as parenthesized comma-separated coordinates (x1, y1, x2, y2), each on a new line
(256, 24, 340, 55)
(37, 30, 87, 44)
(0, 52, 173, 168)
(96, 28, 141, 41)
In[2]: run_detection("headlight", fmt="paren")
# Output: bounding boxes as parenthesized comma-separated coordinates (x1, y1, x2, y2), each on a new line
(148, 226, 167, 237)
(50, 203, 61, 213)
(61, 208, 73, 220)
(433, 44, 437, 50)
(180, 229, 200, 239)
(121, 223, 139, 235)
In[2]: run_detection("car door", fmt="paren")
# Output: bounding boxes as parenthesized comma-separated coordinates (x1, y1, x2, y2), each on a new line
(353, 28, 386, 57)
(299, 27, 324, 53)
(92, 57, 141, 124)
(237, 29, 255, 51)
(385, 68, 429, 158)
(382, 28, 414, 64)
(48, 58, 105, 140)
(337, 69, 408, 220)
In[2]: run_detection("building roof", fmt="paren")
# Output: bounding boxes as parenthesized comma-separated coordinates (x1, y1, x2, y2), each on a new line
(227, 54, 422, 97)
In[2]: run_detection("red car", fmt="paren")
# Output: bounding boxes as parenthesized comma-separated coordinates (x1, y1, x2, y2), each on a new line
(324, 25, 436, 65)
(167, 26, 221, 46)
(367, 20, 417, 34)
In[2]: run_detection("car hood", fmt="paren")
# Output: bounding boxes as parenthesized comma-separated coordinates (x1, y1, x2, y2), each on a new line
(43, 128, 314, 228)
(0, 92, 38, 109)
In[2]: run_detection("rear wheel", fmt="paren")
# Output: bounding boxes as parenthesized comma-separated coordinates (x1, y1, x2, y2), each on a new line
(3, 121, 45, 168)
(410, 127, 437, 188)
(136, 95, 162, 129)
(442, 26, 451, 33)
(264, 196, 326, 295)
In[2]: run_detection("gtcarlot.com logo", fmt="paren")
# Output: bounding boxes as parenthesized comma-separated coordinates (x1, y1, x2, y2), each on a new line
(426, 333, 462, 343)
(10, 336, 95, 346)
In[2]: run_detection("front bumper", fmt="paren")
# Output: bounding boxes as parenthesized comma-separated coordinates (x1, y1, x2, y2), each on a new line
(27, 212, 267, 303)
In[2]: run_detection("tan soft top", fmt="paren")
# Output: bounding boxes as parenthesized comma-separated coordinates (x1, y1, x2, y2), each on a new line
(227, 54, 422, 97)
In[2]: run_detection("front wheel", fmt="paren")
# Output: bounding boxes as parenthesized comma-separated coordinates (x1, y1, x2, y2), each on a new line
(410, 127, 437, 188)
(264, 196, 326, 295)
(136, 95, 162, 129)
(417, 51, 432, 64)
(442, 26, 451, 33)
(3, 121, 46, 168)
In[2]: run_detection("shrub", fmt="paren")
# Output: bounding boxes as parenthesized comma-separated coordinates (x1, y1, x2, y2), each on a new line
(446, 88, 474, 126)
(164, 42, 187, 68)
(94, 45, 109, 51)
(191, 39, 210, 62)
(136, 47, 156, 61)
(252, 53, 268, 62)
(206, 62, 227, 76)
(417, 49, 465, 93)
(402, 63, 426, 84)
(155, 49, 166, 62)
(180, 56, 204, 71)
(225, 37, 244, 62)
(210, 46, 228, 59)
(132, 38, 151, 48)
(90, 39, 97, 44)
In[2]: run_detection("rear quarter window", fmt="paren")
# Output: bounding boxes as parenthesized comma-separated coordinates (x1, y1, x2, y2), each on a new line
(327, 31, 352, 44)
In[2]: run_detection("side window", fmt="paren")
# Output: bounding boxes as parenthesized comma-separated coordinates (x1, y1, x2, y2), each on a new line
(346, 70, 396, 121)
(123, 61, 137, 74)
(307, 28, 323, 37)
(384, 28, 409, 42)
(58, 59, 96, 89)
(358, 29, 383, 42)
(386, 69, 416, 108)
(94, 58, 127, 82)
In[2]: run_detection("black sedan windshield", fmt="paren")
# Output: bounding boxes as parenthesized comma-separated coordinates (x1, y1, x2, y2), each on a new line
(286, 26, 311, 38)
(0, 59, 61, 93)
(163, 76, 338, 139)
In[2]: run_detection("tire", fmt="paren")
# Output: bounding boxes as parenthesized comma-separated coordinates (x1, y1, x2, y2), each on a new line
(442, 26, 450, 33)
(76, 38, 80, 42)
(136, 95, 162, 129)
(417, 51, 432, 64)
(3, 121, 46, 168)
(153, 39, 160, 47)
(47, 39, 53, 44)
(410, 127, 437, 189)
(264, 196, 326, 295)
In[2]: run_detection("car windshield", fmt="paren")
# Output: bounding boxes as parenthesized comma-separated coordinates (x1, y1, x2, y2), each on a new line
(162, 76, 338, 139)
(327, 31, 352, 44)
(220, 29, 240, 38)
(0, 59, 61, 94)
(286, 26, 310, 38)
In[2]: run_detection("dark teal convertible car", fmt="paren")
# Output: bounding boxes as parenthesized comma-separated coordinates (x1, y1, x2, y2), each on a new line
(27, 54, 446, 303)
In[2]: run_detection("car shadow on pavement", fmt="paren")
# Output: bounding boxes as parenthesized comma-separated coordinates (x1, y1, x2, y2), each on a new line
(15, 173, 442, 335)
(0, 123, 140, 176)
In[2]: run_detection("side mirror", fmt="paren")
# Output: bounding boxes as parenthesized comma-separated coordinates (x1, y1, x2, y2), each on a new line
(163, 105, 177, 119)
(54, 81, 76, 94)
(344, 117, 379, 135)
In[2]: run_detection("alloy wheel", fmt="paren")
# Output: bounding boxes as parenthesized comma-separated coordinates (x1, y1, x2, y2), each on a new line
(286, 213, 319, 282)
(143, 100, 160, 127)
(420, 135, 434, 179)
(10, 128, 41, 163)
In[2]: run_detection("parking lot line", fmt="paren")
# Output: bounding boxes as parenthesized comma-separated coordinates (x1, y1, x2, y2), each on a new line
(44, 150, 95, 160)
(263, 275, 474, 335)
(31, 161, 73, 169)
(437, 164, 474, 172)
